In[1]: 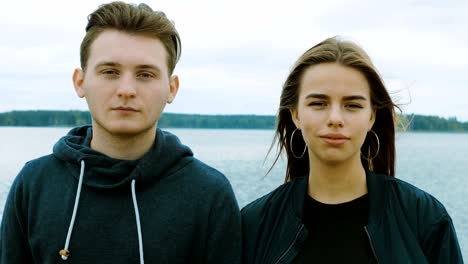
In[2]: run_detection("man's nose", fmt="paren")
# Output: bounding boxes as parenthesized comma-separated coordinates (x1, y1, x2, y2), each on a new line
(116, 74, 137, 98)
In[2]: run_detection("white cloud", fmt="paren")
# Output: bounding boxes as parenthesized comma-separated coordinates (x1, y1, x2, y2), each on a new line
(1, 0, 467, 121)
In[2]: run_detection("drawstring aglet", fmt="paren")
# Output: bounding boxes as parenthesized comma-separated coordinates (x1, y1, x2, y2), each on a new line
(59, 249, 70, 260)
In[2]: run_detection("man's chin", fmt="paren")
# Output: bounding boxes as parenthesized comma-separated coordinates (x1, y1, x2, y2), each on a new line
(103, 123, 156, 137)
(92, 117, 157, 136)
(113, 126, 155, 136)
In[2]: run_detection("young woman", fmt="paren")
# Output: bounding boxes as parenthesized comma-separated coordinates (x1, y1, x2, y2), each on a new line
(241, 36, 463, 264)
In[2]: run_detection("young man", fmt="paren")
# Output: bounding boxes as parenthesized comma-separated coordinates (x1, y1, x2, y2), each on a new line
(0, 2, 241, 263)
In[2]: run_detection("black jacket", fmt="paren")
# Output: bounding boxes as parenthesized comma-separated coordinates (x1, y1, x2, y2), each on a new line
(241, 171, 463, 264)
(1, 126, 241, 264)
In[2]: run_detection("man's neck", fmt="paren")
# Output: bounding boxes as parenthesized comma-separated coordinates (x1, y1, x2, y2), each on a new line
(307, 155, 367, 204)
(90, 126, 157, 160)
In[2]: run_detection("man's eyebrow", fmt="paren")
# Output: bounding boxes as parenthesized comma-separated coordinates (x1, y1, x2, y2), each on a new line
(94, 62, 121, 70)
(93, 62, 162, 73)
(136, 64, 162, 73)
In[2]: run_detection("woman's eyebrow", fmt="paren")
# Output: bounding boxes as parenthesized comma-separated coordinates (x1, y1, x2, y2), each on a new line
(304, 94, 367, 101)
(305, 93, 328, 99)
(343, 95, 367, 101)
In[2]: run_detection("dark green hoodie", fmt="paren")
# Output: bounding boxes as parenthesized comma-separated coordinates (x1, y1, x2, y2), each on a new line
(1, 125, 241, 263)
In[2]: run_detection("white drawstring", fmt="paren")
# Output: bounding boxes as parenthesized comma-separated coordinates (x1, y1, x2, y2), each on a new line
(58, 161, 145, 263)
(131, 179, 144, 264)
(59, 160, 85, 260)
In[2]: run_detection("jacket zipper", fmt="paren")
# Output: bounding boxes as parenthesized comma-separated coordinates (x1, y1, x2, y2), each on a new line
(364, 226, 379, 264)
(274, 224, 304, 264)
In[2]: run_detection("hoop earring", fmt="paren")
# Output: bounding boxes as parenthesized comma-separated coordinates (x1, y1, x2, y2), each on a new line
(361, 129, 380, 162)
(290, 128, 307, 159)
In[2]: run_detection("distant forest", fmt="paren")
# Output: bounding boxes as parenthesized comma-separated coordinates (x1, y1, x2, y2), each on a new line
(0, 110, 467, 132)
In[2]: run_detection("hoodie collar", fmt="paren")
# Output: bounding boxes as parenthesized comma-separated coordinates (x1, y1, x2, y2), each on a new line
(53, 125, 193, 189)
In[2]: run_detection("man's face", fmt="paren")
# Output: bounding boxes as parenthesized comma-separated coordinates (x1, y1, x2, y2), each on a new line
(73, 29, 179, 137)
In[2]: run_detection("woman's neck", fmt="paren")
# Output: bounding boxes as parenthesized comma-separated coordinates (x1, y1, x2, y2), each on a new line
(307, 156, 367, 204)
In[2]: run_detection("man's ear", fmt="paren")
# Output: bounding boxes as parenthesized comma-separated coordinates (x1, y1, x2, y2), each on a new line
(290, 108, 301, 129)
(72, 68, 86, 98)
(166, 75, 179, 104)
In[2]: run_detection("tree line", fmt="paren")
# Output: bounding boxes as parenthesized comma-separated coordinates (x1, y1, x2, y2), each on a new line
(0, 111, 275, 129)
(0, 110, 467, 132)
(404, 114, 468, 132)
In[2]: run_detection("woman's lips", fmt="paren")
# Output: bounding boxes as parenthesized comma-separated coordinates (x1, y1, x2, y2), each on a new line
(320, 134, 349, 145)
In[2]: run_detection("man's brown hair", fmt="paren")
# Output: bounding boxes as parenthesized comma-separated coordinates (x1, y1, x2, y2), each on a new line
(80, 1, 181, 75)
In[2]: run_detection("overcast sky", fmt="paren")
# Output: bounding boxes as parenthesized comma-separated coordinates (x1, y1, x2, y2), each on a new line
(1, 0, 467, 121)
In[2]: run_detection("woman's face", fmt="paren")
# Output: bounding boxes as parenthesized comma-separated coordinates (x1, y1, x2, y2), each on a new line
(291, 62, 375, 166)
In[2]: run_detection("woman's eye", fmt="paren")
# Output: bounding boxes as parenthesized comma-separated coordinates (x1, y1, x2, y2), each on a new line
(346, 103, 363, 109)
(309, 102, 327, 107)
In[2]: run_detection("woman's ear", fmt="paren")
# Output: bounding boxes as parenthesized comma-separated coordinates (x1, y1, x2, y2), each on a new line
(290, 108, 301, 129)
(369, 107, 376, 130)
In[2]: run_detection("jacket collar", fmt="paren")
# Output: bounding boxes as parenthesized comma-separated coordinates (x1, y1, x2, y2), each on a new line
(290, 176, 308, 220)
(366, 170, 387, 225)
(289, 170, 387, 225)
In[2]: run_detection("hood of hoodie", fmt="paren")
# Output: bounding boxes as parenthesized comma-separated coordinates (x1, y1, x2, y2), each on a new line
(53, 125, 193, 189)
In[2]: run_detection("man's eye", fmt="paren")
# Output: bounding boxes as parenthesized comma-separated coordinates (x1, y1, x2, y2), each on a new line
(137, 72, 154, 79)
(102, 69, 118, 75)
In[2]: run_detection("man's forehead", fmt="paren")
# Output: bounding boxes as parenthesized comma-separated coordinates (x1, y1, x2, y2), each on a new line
(87, 30, 168, 71)
(93, 61, 163, 72)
